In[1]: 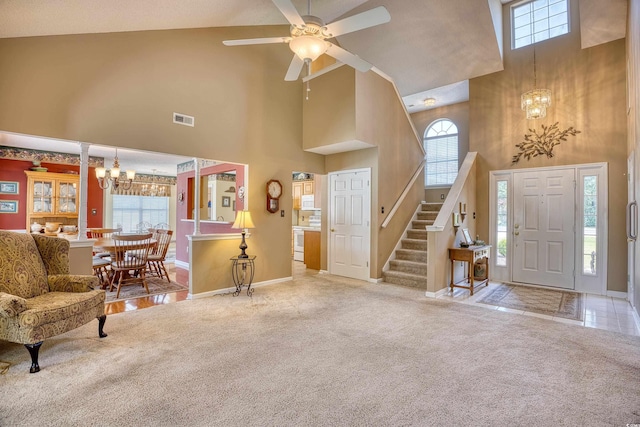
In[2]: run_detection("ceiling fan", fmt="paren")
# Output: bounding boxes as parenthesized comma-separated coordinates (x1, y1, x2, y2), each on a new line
(222, 0, 390, 82)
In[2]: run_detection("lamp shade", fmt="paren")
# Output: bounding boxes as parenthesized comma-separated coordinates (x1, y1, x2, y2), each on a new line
(232, 210, 255, 230)
(289, 36, 329, 62)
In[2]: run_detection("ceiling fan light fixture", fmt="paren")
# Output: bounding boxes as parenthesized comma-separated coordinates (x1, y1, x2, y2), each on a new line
(289, 35, 328, 62)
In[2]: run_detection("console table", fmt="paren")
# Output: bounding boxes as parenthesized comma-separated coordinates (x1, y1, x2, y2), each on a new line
(448, 245, 491, 295)
(230, 256, 256, 297)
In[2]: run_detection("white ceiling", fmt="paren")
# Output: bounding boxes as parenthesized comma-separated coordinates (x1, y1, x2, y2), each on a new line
(0, 0, 626, 171)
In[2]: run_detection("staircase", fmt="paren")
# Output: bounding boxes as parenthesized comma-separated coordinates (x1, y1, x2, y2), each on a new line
(382, 202, 442, 289)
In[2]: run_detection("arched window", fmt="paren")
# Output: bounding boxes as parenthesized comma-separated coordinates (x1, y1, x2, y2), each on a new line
(424, 119, 458, 186)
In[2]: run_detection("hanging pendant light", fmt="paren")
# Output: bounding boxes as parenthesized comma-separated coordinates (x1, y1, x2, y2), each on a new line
(95, 148, 135, 190)
(521, 46, 551, 120)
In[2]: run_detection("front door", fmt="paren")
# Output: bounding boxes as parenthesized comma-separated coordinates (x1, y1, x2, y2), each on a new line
(513, 168, 575, 289)
(628, 152, 636, 307)
(328, 169, 371, 281)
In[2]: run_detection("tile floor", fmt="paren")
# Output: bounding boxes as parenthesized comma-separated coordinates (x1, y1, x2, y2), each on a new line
(437, 282, 640, 336)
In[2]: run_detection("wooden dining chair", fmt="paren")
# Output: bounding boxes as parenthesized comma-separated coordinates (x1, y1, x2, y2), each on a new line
(89, 227, 122, 258)
(109, 233, 153, 299)
(146, 229, 173, 282)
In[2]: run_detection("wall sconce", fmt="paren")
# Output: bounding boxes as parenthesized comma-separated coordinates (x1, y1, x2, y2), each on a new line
(95, 148, 135, 191)
(459, 202, 467, 222)
(452, 212, 461, 233)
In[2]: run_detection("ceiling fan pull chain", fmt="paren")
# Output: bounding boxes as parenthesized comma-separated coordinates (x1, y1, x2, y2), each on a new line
(305, 59, 312, 100)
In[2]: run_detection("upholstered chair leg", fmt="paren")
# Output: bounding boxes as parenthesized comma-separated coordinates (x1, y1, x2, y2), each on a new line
(25, 342, 43, 373)
(98, 314, 108, 338)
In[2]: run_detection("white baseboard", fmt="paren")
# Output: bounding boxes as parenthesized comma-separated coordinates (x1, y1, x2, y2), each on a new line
(319, 270, 329, 274)
(174, 259, 189, 269)
(368, 277, 383, 283)
(188, 276, 293, 300)
(607, 290, 627, 300)
(425, 288, 449, 298)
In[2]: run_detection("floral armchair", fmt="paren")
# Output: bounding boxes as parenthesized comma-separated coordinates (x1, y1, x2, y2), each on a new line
(0, 231, 107, 373)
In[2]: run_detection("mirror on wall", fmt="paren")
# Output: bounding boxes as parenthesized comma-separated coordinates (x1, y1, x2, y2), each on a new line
(205, 172, 237, 222)
(184, 161, 246, 223)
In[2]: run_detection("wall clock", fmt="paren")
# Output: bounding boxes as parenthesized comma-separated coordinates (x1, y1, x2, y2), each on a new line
(266, 179, 282, 213)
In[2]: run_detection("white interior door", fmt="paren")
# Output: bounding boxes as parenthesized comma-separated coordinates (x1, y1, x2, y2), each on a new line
(628, 152, 636, 307)
(513, 169, 575, 289)
(328, 169, 371, 281)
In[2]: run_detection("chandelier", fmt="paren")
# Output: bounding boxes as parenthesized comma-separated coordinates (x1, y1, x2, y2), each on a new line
(95, 148, 135, 190)
(141, 169, 166, 197)
(521, 47, 551, 120)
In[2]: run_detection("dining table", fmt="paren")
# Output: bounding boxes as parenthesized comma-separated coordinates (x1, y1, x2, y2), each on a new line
(92, 237, 157, 289)
(92, 237, 157, 255)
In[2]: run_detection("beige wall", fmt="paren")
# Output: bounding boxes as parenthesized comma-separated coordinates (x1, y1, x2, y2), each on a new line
(469, 0, 628, 291)
(314, 68, 425, 278)
(0, 27, 326, 287)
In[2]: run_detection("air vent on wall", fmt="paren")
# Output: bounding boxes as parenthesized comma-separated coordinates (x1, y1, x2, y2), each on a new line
(173, 112, 195, 127)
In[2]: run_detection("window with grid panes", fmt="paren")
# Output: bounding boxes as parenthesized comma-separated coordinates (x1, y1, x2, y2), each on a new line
(512, 0, 569, 49)
(112, 195, 169, 232)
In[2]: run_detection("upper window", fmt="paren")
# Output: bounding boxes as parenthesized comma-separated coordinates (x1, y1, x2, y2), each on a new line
(512, 0, 569, 49)
(424, 119, 458, 187)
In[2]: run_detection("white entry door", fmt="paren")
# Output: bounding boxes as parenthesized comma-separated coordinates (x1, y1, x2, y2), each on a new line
(328, 169, 371, 281)
(513, 169, 575, 289)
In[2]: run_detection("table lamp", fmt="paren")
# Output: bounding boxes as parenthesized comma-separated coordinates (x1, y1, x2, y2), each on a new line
(231, 210, 255, 258)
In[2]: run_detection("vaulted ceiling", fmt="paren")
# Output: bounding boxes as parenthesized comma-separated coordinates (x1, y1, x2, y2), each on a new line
(0, 0, 627, 171)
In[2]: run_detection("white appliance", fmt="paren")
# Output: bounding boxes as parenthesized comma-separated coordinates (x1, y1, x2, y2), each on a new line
(293, 228, 304, 261)
(301, 195, 315, 210)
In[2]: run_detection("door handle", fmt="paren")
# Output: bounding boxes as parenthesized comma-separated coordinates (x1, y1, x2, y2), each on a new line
(514, 231, 520, 236)
(331, 228, 335, 232)
(627, 201, 638, 241)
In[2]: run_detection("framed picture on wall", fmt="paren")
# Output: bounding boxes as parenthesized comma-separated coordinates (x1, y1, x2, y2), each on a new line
(0, 181, 19, 195)
(222, 196, 230, 207)
(0, 200, 18, 213)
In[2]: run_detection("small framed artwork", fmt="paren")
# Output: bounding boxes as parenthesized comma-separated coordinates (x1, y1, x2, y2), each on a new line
(461, 228, 473, 245)
(233, 200, 236, 211)
(0, 181, 19, 195)
(222, 196, 231, 207)
(0, 200, 18, 213)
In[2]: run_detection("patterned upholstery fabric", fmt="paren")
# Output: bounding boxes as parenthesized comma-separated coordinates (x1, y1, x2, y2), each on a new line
(0, 292, 28, 318)
(0, 231, 49, 298)
(32, 234, 70, 276)
(0, 231, 105, 345)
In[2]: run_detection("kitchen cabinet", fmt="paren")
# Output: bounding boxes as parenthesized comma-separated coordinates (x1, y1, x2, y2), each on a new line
(303, 230, 321, 270)
(292, 182, 303, 210)
(293, 180, 314, 210)
(24, 171, 80, 233)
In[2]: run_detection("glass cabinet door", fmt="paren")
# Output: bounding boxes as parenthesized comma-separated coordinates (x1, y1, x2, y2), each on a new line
(32, 180, 53, 213)
(58, 181, 77, 213)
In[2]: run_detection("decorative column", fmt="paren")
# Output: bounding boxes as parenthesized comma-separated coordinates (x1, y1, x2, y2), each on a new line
(193, 157, 201, 235)
(77, 142, 89, 240)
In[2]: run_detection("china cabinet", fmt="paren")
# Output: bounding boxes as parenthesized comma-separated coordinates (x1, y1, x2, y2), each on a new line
(24, 171, 80, 233)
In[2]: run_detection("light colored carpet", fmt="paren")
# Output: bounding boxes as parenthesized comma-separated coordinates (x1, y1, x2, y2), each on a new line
(476, 283, 584, 320)
(1, 273, 639, 426)
(105, 276, 188, 302)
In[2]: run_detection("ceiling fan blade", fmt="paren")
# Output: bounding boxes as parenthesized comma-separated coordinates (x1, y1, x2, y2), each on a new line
(272, 0, 306, 27)
(326, 44, 372, 73)
(285, 55, 305, 81)
(223, 37, 290, 46)
(324, 6, 391, 37)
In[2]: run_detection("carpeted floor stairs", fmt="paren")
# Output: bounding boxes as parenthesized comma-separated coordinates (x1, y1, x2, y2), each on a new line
(382, 202, 442, 288)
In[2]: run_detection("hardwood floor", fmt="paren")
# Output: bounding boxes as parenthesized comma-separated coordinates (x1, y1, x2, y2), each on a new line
(104, 262, 189, 315)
